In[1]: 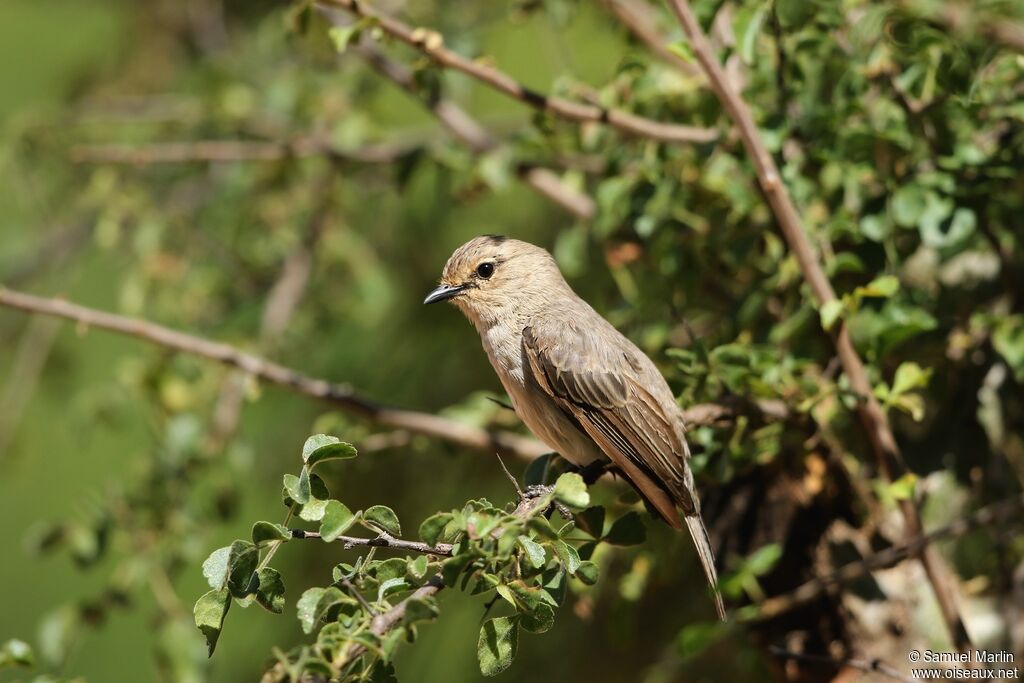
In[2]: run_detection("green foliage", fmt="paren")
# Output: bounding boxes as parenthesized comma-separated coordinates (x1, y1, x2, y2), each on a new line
(3, 0, 1023, 680)
(193, 436, 625, 680)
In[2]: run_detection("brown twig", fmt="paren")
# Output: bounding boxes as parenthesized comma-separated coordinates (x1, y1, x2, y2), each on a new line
(0, 287, 787, 461)
(0, 286, 546, 460)
(663, 0, 972, 650)
(753, 493, 1024, 621)
(599, 0, 701, 78)
(341, 492, 554, 663)
(69, 137, 416, 166)
(290, 529, 453, 557)
(769, 646, 914, 683)
(351, 41, 595, 220)
(318, 0, 717, 145)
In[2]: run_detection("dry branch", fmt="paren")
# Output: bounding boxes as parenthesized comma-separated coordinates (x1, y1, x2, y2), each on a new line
(663, 0, 971, 650)
(753, 493, 1024, 621)
(291, 529, 453, 557)
(352, 42, 596, 220)
(0, 287, 781, 461)
(319, 0, 717, 145)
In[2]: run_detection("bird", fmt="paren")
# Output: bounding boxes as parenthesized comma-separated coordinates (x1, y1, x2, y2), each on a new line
(424, 235, 725, 620)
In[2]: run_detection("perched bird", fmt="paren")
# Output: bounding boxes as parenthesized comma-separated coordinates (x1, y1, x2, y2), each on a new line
(424, 235, 725, 620)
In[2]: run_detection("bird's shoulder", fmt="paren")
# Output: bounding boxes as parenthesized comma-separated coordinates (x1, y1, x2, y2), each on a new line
(521, 304, 667, 411)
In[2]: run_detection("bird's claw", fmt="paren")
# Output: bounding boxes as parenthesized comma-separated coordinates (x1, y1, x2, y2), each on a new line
(521, 484, 571, 519)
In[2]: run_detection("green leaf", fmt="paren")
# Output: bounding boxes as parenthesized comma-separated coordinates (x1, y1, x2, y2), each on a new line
(363, 505, 401, 536)
(419, 512, 453, 546)
(516, 535, 547, 569)
(495, 584, 517, 608)
(402, 597, 439, 627)
(576, 506, 605, 538)
(477, 616, 519, 676)
(202, 546, 231, 589)
(891, 362, 932, 395)
(604, 511, 646, 546)
(255, 567, 286, 614)
(819, 299, 844, 331)
(519, 602, 554, 634)
(553, 472, 590, 508)
(0, 639, 34, 669)
(283, 468, 311, 505)
(194, 588, 230, 656)
(523, 453, 554, 487)
(297, 474, 332, 522)
(666, 40, 695, 63)
(553, 540, 581, 575)
(225, 541, 259, 598)
(251, 521, 290, 548)
(407, 555, 429, 581)
(994, 316, 1024, 381)
(886, 472, 919, 501)
(328, 25, 360, 53)
(576, 561, 599, 586)
(858, 275, 900, 299)
(320, 500, 356, 542)
(297, 587, 349, 634)
(676, 621, 729, 658)
(303, 434, 357, 468)
(745, 543, 782, 576)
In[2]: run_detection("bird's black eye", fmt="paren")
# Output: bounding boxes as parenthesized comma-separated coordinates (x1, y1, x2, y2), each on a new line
(476, 262, 495, 279)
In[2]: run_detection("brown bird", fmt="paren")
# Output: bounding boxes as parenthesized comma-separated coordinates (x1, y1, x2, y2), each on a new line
(424, 235, 725, 620)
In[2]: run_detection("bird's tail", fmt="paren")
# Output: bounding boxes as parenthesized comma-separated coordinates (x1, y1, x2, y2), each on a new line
(684, 513, 726, 621)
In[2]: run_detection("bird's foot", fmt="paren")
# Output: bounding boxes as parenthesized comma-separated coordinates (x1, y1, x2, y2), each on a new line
(520, 484, 572, 519)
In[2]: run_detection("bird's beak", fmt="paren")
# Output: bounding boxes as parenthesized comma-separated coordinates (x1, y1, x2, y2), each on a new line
(423, 283, 466, 305)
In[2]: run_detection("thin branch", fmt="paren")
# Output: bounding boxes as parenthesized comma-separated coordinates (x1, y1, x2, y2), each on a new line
(342, 492, 554, 663)
(290, 529, 453, 557)
(0, 287, 785, 461)
(319, 0, 718, 145)
(599, 0, 701, 78)
(70, 137, 416, 166)
(663, 0, 972, 651)
(0, 286, 546, 460)
(352, 41, 596, 220)
(769, 647, 914, 683)
(752, 493, 1024, 621)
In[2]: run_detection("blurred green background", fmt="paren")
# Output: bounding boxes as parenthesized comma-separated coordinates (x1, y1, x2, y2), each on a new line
(1, 0, 1022, 681)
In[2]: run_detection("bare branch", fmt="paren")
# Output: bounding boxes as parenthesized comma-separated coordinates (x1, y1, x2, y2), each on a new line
(70, 137, 416, 166)
(663, 0, 972, 649)
(0, 286, 547, 460)
(319, 0, 717, 145)
(291, 529, 453, 557)
(752, 493, 1024, 621)
(352, 42, 596, 220)
(0, 286, 783, 461)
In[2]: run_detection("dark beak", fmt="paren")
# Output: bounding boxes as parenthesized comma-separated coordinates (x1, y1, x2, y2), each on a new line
(423, 283, 466, 305)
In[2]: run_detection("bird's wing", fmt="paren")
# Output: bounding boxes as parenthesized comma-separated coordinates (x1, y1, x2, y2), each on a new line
(521, 324, 693, 526)
(523, 323, 726, 620)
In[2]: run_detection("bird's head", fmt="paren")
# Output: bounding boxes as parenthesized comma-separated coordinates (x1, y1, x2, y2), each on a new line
(424, 235, 562, 325)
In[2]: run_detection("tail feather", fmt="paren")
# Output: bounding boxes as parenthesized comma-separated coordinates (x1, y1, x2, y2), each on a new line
(684, 513, 726, 621)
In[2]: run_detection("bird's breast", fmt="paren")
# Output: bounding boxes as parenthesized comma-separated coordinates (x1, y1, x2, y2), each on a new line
(478, 322, 605, 467)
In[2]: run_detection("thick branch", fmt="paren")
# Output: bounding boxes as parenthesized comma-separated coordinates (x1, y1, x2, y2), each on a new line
(752, 493, 1024, 621)
(291, 529, 453, 557)
(0, 286, 546, 460)
(0, 287, 784, 460)
(319, 0, 717, 145)
(664, 0, 971, 649)
(352, 42, 595, 220)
